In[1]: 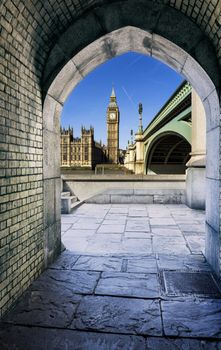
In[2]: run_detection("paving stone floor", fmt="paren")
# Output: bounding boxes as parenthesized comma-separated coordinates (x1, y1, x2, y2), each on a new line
(1, 203, 221, 349)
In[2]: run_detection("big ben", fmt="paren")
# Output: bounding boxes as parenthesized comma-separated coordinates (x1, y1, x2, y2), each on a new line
(107, 87, 120, 164)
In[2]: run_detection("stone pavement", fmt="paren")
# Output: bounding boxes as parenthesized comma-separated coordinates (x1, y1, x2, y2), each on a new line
(1, 203, 221, 349)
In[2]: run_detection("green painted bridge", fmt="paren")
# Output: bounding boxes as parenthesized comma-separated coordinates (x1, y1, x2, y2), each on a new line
(143, 81, 192, 174)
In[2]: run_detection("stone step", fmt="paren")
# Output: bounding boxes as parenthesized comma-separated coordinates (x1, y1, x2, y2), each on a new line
(61, 195, 78, 214)
(70, 195, 78, 205)
(61, 191, 71, 197)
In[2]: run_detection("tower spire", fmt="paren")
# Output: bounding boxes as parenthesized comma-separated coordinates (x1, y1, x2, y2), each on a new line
(108, 85, 118, 107)
(111, 85, 116, 98)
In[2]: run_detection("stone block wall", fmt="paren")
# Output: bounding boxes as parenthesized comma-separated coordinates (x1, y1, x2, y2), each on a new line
(0, 0, 220, 317)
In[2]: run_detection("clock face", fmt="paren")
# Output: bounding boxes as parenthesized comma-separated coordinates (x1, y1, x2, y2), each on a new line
(109, 113, 116, 120)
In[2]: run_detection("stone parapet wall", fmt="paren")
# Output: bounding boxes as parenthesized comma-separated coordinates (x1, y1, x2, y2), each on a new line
(62, 175, 186, 203)
(85, 188, 185, 204)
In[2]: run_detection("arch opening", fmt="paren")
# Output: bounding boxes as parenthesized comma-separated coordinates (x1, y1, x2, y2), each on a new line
(43, 26, 220, 278)
(146, 133, 191, 175)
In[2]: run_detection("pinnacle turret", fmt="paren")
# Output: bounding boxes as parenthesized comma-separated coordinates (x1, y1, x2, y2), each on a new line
(111, 86, 116, 98)
(109, 86, 118, 107)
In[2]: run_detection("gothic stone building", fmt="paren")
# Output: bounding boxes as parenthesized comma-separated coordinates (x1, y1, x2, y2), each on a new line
(61, 126, 106, 169)
(61, 88, 120, 168)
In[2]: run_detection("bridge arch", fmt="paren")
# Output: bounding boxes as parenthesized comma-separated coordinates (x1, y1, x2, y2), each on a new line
(145, 131, 191, 175)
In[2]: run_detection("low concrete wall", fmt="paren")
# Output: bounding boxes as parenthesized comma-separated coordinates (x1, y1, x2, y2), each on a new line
(62, 174, 186, 204)
(85, 188, 185, 204)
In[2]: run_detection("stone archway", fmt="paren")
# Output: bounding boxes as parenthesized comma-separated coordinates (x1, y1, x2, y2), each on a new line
(43, 25, 220, 277)
(1, 0, 221, 317)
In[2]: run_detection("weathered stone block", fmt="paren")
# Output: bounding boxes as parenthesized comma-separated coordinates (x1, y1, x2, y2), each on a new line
(72, 295, 162, 336)
(0, 325, 146, 350)
(43, 130, 60, 180)
(43, 178, 55, 228)
(47, 60, 82, 104)
(152, 33, 187, 73)
(43, 91, 62, 133)
(162, 299, 221, 338)
(186, 167, 206, 210)
(206, 127, 220, 180)
(206, 178, 219, 232)
(111, 195, 134, 203)
(95, 272, 160, 298)
(204, 89, 220, 132)
(182, 56, 215, 101)
(205, 222, 220, 277)
(86, 194, 111, 204)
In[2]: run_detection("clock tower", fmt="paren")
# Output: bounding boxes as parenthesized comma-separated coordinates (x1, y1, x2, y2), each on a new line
(107, 87, 120, 164)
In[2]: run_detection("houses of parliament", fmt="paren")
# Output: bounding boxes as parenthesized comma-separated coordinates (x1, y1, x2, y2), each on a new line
(60, 88, 120, 169)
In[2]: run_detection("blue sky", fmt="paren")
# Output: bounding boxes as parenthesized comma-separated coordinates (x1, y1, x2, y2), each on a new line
(61, 52, 184, 149)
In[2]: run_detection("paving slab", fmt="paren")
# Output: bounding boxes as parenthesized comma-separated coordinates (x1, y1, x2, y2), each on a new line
(61, 223, 72, 232)
(148, 211, 171, 218)
(73, 212, 106, 219)
(150, 218, 176, 226)
(122, 238, 153, 254)
(125, 220, 150, 232)
(62, 236, 90, 252)
(49, 251, 79, 270)
(124, 231, 152, 239)
(62, 229, 96, 237)
(127, 257, 158, 273)
(61, 216, 79, 224)
(152, 236, 189, 254)
(0, 325, 146, 350)
(72, 222, 100, 230)
(184, 234, 205, 254)
(72, 295, 162, 336)
(91, 233, 122, 242)
(76, 217, 104, 224)
(128, 210, 148, 217)
(127, 215, 149, 221)
(173, 217, 202, 224)
(97, 224, 125, 234)
(105, 214, 127, 221)
(157, 254, 212, 271)
(162, 299, 221, 338)
(146, 337, 221, 350)
(95, 272, 160, 298)
(30, 269, 100, 295)
(4, 289, 81, 328)
(73, 256, 122, 272)
(85, 241, 125, 255)
(102, 218, 126, 225)
(178, 223, 205, 233)
(109, 207, 128, 214)
(151, 228, 183, 239)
